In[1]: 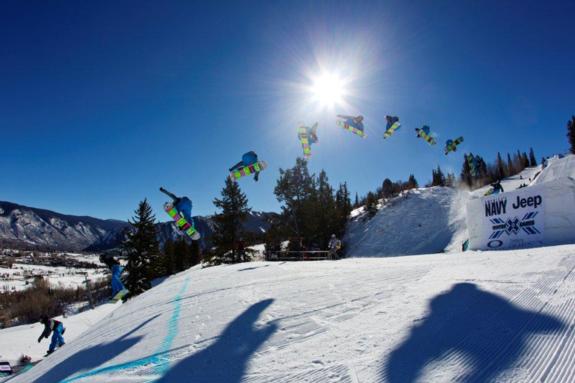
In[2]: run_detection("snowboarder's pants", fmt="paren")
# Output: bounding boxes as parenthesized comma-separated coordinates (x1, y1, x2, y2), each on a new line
(111, 264, 126, 296)
(49, 323, 65, 352)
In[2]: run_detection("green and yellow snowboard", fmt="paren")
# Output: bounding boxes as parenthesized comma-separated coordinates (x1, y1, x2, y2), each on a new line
(229, 161, 267, 180)
(164, 203, 200, 240)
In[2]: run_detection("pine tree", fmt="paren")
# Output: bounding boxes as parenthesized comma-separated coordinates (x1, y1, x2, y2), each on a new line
(461, 154, 473, 188)
(124, 199, 160, 297)
(407, 174, 418, 189)
(212, 177, 251, 264)
(335, 183, 352, 238)
(381, 178, 394, 198)
(506, 153, 515, 176)
(567, 116, 575, 154)
(496, 152, 506, 179)
(522, 152, 530, 168)
(173, 238, 188, 272)
(365, 192, 378, 218)
(274, 158, 315, 237)
(529, 147, 537, 167)
(354, 192, 359, 208)
(163, 239, 175, 275)
(431, 166, 446, 186)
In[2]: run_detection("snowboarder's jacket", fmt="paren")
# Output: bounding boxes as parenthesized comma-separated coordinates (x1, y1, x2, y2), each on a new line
(242, 151, 258, 166)
(38, 318, 63, 342)
(328, 237, 341, 250)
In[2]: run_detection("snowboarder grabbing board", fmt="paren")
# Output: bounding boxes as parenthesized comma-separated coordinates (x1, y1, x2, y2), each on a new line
(383, 115, 401, 139)
(415, 126, 437, 146)
(297, 123, 318, 158)
(337, 115, 366, 138)
(229, 151, 266, 181)
(160, 187, 201, 240)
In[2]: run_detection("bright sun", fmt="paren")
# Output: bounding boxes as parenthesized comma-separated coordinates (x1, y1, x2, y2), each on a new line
(310, 72, 345, 108)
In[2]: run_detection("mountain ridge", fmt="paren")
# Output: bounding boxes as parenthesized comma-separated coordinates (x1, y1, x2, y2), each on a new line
(0, 200, 276, 252)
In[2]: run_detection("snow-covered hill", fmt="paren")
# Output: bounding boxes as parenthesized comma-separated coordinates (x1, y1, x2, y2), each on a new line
(345, 162, 547, 257)
(345, 187, 467, 257)
(8, 245, 575, 382)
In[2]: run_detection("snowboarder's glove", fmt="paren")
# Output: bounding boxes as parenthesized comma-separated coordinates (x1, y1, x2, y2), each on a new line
(37, 337, 42, 343)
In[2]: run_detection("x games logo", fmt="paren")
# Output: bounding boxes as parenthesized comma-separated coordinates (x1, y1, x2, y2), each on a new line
(489, 212, 540, 239)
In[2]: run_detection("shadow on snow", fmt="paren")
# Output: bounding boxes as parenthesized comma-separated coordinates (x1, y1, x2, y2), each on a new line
(383, 282, 564, 382)
(32, 314, 160, 383)
(157, 298, 277, 383)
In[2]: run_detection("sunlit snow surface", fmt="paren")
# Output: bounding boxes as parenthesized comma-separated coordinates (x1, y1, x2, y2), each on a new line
(6, 245, 575, 382)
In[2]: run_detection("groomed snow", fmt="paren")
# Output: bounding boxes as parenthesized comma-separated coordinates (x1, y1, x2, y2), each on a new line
(9, 244, 575, 382)
(0, 302, 119, 367)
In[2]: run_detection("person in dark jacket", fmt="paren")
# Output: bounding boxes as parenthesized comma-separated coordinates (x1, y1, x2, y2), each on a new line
(38, 316, 65, 355)
(491, 180, 504, 194)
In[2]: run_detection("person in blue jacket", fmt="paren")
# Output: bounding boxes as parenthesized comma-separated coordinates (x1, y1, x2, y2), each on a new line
(229, 151, 261, 181)
(38, 316, 65, 356)
(99, 252, 129, 299)
(160, 187, 194, 224)
(159, 187, 201, 240)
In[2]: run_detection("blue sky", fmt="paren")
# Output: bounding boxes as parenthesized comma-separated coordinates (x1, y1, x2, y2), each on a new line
(1, 0, 574, 221)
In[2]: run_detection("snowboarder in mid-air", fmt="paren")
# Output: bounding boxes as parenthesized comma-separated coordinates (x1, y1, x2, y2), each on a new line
(229, 151, 262, 181)
(337, 115, 366, 137)
(38, 316, 65, 356)
(160, 187, 201, 240)
(415, 126, 437, 145)
(445, 137, 464, 155)
(100, 252, 129, 301)
(298, 123, 318, 158)
(383, 115, 401, 139)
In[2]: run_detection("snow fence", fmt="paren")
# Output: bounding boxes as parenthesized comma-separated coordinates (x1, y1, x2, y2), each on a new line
(466, 176, 575, 250)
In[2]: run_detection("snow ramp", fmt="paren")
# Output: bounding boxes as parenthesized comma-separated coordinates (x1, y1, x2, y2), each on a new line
(9, 245, 575, 382)
(344, 187, 467, 257)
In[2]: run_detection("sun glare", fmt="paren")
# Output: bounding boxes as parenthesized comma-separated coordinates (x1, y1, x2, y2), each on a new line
(310, 72, 345, 108)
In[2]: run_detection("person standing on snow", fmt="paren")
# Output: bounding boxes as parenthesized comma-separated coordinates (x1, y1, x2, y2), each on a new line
(229, 151, 261, 181)
(99, 252, 129, 300)
(38, 316, 65, 356)
(328, 234, 342, 260)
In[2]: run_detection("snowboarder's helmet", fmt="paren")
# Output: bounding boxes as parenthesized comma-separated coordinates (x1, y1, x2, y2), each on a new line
(331, 234, 336, 238)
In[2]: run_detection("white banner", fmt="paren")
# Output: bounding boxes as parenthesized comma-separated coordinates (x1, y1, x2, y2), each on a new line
(467, 186, 545, 250)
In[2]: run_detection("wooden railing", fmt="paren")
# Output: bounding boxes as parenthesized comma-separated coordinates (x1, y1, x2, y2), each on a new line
(265, 251, 336, 261)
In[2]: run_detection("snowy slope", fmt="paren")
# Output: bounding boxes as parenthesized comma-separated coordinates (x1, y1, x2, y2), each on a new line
(0, 303, 119, 366)
(532, 155, 574, 185)
(345, 187, 467, 257)
(8, 245, 575, 382)
(345, 164, 546, 257)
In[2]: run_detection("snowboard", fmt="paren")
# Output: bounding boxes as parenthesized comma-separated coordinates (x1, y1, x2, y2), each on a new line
(164, 203, 201, 240)
(110, 288, 129, 302)
(445, 136, 464, 154)
(337, 120, 366, 138)
(229, 161, 267, 180)
(383, 121, 401, 139)
(298, 127, 312, 158)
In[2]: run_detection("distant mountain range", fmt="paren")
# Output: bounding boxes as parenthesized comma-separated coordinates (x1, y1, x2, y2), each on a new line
(0, 201, 277, 252)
